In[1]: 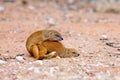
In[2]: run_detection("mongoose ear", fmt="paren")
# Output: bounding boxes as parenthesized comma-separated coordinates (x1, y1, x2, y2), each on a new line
(43, 30, 49, 38)
(49, 31, 54, 35)
(67, 49, 71, 54)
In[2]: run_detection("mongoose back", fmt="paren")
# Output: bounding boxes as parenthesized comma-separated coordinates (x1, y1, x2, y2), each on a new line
(26, 30, 63, 57)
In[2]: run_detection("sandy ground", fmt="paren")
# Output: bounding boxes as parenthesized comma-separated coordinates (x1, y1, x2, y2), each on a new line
(0, 0, 120, 80)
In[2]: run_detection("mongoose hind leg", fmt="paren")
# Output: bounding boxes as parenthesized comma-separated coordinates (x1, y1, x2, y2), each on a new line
(39, 51, 56, 60)
(30, 45, 41, 59)
(38, 44, 56, 59)
(32, 44, 56, 60)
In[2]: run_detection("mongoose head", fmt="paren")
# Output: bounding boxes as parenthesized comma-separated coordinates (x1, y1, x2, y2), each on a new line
(64, 48, 80, 57)
(43, 30, 63, 41)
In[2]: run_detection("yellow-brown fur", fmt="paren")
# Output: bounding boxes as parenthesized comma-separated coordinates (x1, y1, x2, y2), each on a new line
(26, 30, 79, 59)
(26, 30, 63, 58)
(41, 40, 79, 59)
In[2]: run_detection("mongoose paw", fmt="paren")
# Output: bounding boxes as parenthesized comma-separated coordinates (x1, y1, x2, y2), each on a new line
(48, 51, 56, 56)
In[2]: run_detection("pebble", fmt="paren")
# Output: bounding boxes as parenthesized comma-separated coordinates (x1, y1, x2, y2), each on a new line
(0, 6, 5, 12)
(117, 48, 120, 51)
(64, 14, 73, 19)
(77, 33, 81, 36)
(67, 0, 74, 4)
(28, 5, 35, 10)
(68, 30, 74, 36)
(3, 0, 14, 2)
(50, 67, 55, 74)
(113, 52, 120, 55)
(100, 35, 109, 40)
(5, 50, 10, 53)
(71, 57, 77, 61)
(33, 60, 43, 65)
(16, 56, 24, 62)
(27, 66, 34, 71)
(47, 18, 55, 26)
(56, 56, 61, 59)
(0, 69, 4, 72)
(81, 61, 86, 65)
(0, 59, 6, 64)
(82, 19, 89, 22)
(98, 19, 108, 23)
(50, 66, 59, 75)
(34, 68, 41, 73)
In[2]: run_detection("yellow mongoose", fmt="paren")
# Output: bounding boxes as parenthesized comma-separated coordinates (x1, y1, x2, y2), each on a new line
(26, 30, 63, 56)
(26, 30, 79, 59)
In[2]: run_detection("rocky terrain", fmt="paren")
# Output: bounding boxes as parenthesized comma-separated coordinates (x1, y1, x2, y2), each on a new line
(0, 0, 120, 80)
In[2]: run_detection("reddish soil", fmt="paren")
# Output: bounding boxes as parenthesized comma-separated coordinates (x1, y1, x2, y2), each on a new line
(0, 0, 120, 80)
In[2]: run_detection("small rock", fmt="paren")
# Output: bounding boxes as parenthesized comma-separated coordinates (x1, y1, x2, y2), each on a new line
(77, 33, 81, 36)
(117, 48, 120, 51)
(81, 61, 86, 65)
(0, 59, 6, 64)
(68, 30, 74, 36)
(88, 8, 95, 14)
(100, 35, 109, 40)
(22, 0, 28, 5)
(106, 42, 120, 48)
(50, 66, 59, 74)
(28, 5, 35, 10)
(98, 19, 108, 23)
(5, 50, 10, 53)
(16, 54, 24, 56)
(67, 0, 74, 4)
(0, 6, 5, 12)
(0, 69, 4, 72)
(34, 68, 41, 73)
(64, 14, 73, 19)
(113, 52, 120, 55)
(56, 56, 61, 59)
(82, 19, 88, 22)
(47, 18, 55, 26)
(27, 66, 34, 71)
(71, 57, 77, 61)
(3, 0, 14, 2)
(16, 56, 24, 61)
(34, 60, 43, 65)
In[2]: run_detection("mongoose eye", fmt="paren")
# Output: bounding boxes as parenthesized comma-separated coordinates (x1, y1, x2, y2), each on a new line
(54, 34, 63, 41)
(55, 34, 60, 37)
(68, 51, 76, 54)
(72, 51, 78, 54)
